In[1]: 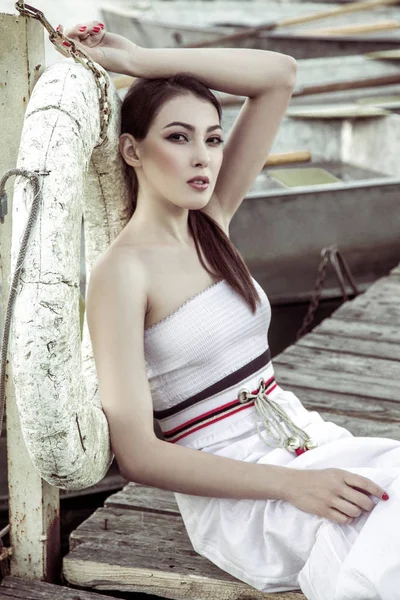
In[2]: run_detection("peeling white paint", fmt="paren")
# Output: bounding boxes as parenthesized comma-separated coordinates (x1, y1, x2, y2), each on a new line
(10, 61, 131, 490)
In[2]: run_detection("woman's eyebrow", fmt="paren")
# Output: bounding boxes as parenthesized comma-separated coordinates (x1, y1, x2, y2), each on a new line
(163, 121, 222, 132)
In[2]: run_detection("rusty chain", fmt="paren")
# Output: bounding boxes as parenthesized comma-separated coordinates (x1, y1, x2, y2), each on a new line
(295, 245, 360, 341)
(14, 1, 110, 145)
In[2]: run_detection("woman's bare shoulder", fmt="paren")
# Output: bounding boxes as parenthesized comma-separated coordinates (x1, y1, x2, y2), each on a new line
(90, 241, 150, 315)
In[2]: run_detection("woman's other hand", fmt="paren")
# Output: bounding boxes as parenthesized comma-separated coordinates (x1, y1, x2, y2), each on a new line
(60, 22, 138, 74)
(283, 468, 388, 524)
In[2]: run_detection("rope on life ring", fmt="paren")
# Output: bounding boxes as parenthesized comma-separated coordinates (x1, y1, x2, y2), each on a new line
(8, 61, 131, 490)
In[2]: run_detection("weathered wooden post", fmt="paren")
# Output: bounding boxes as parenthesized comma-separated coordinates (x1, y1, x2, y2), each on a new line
(0, 11, 61, 582)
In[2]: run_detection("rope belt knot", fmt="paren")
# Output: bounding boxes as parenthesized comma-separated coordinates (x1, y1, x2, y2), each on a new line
(238, 378, 317, 456)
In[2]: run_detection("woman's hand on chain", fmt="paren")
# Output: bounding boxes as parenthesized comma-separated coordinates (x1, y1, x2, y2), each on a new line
(60, 21, 139, 74)
(283, 468, 389, 524)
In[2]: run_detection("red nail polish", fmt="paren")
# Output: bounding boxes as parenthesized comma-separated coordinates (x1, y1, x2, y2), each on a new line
(79, 26, 87, 31)
(62, 41, 71, 47)
(98, 23, 105, 29)
(382, 492, 389, 501)
(295, 448, 306, 456)
(56, 25, 61, 31)
(93, 26, 101, 32)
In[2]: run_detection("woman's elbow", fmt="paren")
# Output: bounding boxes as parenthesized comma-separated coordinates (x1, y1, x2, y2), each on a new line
(277, 55, 297, 88)
(117, 437, 161, 483)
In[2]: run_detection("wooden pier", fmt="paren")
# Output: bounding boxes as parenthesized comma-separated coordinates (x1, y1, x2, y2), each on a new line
(2, 4, 400, 600)
(30, 262, 397, 600)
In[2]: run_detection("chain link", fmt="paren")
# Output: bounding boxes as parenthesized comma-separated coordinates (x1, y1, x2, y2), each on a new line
(14, 2, 110, 145)
(295, 245, 360, 341)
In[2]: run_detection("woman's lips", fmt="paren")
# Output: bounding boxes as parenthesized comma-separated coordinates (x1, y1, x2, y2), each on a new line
(187, 181, 209, 191)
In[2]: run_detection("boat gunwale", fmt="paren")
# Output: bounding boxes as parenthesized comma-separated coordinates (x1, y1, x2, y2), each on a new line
(246, 175, 400, 199)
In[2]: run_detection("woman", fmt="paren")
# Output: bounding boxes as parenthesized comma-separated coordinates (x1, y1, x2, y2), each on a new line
(63, 20, 400, 599)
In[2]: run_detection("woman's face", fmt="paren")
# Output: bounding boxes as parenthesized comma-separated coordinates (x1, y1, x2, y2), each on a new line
(126, 93, 224, 210)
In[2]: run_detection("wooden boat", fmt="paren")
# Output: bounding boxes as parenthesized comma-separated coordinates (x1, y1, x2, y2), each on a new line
(222, 109, 400, 304)
(101, 0, 400, 58)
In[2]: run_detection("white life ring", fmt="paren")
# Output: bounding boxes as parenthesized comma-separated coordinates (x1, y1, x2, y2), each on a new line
(10, 61, 131, 490)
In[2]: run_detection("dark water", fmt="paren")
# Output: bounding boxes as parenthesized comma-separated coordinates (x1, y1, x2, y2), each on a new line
(269, 295, 343, 358)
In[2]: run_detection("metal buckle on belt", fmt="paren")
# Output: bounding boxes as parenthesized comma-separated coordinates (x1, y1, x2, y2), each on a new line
(238, 378, 317, 456)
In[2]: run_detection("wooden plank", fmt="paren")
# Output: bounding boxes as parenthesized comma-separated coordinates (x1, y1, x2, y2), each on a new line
(303, 20, 400, 36)
(357, 95, 400, 109)
(293, 72, 400, 97)
(63, 534, 304, 600)
(332, 301, 400, 324)
(312, 318, 400, 344)
(390, 263, 400, 276)
(359, 276, 400, 297)
(296, 331, 400, 360)
(184, 0, 400, 49)
(365, 48, 400, 59)
(306, 409, 400, 440)
(0, 576, 123, 599)
(286, 104, 389, 118)
(275, 344, 400, 379)
(68, 507, 197, 559)
(280, 384, 400, 423)
(105, 483, 179, 515)
(327, 277, 400, 324)
(264, 149, 312, 166)
(273, 364, 400, 401)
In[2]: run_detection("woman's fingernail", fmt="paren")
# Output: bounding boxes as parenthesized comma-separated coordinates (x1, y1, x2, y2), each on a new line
(56, 25, 61, 31)
(382, 492, 389, 501)
(93, 26, 101, 32)
(98, 23, 105, 29)
(79, 26, 87, 31)
(62, 41, 72, 47)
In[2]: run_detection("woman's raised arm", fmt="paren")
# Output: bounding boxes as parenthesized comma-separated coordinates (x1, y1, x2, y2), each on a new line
(63, 21, 295, 93)
(64, 22, 296, 226)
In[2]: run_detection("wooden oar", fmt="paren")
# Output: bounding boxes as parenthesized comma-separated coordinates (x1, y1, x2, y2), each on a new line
(300, 20, 400, 36)
(112, 72, 400, 105)
(220, 72, 400, 106)
(184, 0, 400, 48)
(294, 73, 400, 96)
(265, 150, 312, 166)
(365, 48, 400, 59)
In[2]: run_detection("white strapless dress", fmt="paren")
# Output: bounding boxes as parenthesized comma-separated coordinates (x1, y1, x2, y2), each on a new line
(143, 277, 400, 599)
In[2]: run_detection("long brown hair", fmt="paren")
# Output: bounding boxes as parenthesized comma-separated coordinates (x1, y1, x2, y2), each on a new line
(120, 73, 261, 313)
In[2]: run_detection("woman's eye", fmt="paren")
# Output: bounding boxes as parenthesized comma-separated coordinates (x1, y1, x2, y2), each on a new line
(167, 133, 187, 142)
(208, 137, 224, 145)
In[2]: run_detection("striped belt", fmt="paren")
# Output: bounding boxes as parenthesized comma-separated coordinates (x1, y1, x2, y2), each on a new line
(161, 373, 278, 444)
(154, 349, 317, 453)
